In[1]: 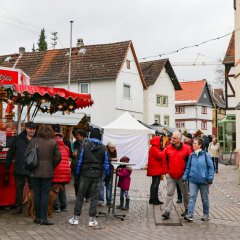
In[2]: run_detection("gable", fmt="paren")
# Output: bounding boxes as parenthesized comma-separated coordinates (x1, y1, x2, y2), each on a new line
(139, 59, 181, 90)
(198, 85, 213, 107)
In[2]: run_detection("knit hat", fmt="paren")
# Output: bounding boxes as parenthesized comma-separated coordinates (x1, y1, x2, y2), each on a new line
(120, 156, 130, 163)
(107, 139, 116, 148)
(89, 128, 101, 140)
(186, 133, 193, 139)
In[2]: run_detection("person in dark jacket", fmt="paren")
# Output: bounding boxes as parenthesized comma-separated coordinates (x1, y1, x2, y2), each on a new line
(147, 136, 165, 205)
(25, 125, 61, 225)
(72, 129, 88, 197)
(69, 128, 110, 227)
(5, 121, 37, 214)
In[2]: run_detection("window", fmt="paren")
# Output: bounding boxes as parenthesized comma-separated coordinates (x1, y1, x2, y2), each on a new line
(175, 106, 185, 114)
(176, 121, 185, 129)
(201, 121, 207, 130)
(164, 116, 169, 126)
(123, 84, 131, 98)
(154, 114, 160, 124)
(156, 95, 168, 107)
(79, 83, 89, 93)
(126, 59, 130, 69)
(201, 106, 207, 114)
(203, 92, 207, 99)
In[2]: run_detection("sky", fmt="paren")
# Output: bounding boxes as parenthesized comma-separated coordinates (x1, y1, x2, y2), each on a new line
(0, 0, 234, 86)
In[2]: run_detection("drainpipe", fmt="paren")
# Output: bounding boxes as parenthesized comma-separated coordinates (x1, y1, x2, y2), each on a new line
(195, 105, 198, 131)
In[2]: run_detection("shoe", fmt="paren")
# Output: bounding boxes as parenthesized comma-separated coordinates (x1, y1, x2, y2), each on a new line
(89, 217, 98, 227)
(181, 209, 188, 217)
(33, 218, 41, 224)
(40, 219, 54, 225)
(69, 216, 79, 225)
(162, 211, 170, 219)
(201, 215, 209, 221)
(12, 208, 22, 215)
(176, 199, 182, 204)
(68, 216, 78, 225)
(184, 215, 193, 221)
(60, 208, 68, 212)
(53, 208, 61, 213)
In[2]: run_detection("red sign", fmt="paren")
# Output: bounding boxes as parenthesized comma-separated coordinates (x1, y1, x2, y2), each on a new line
(0, 69, 18, 85)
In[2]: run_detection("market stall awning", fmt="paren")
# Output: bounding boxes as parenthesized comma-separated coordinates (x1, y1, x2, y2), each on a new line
(1, 84, 94, 114)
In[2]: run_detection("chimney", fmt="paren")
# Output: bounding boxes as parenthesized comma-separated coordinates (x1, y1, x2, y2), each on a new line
(77, 38, 84, 47)
(19, 47, 25, 53)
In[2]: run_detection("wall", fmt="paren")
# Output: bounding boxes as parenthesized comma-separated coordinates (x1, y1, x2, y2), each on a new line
(144, 67, 176, 127)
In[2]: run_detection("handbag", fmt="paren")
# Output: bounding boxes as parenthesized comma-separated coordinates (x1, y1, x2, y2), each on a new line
(24, 140, 38, 171)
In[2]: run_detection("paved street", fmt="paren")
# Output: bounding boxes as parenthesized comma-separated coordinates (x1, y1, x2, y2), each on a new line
(1, 164, 240, 239)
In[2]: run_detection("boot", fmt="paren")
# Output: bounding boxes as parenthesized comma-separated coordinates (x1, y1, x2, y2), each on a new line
(116, 197, 124, 209)
(121, 198, 130, 210)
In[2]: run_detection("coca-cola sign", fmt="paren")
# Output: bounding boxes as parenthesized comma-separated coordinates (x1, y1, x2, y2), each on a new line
(0, 69, 18, 84)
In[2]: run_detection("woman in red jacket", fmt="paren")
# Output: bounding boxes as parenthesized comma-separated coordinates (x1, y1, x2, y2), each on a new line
(52, 132, 71, 212)
(147, 136, 166, 205)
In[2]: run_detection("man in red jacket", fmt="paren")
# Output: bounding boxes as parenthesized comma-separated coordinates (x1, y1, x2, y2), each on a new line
(162, 131, 191, 220)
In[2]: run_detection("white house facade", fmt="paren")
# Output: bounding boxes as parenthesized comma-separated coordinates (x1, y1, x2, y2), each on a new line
(140, 59, 181, 128)
(175, 80, 213, 135)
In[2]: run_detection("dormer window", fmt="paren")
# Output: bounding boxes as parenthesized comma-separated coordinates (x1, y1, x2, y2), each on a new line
(204, 93, 207, 99)
(126, 60, 130, 69)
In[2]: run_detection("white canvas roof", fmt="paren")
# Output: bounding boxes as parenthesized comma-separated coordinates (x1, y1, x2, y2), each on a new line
(103, 112, 154, 135)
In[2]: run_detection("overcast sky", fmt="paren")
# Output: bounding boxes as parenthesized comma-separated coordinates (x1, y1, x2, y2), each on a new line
(0, 0, 234, 85)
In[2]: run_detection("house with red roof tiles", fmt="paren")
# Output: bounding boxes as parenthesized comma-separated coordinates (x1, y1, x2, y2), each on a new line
(0, 40, 146, 126)
(140, 59, 181, 128)
(175, 79, 214, 135)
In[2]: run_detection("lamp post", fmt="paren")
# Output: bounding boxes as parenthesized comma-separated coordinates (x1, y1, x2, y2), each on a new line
(68, 20, 73, 90)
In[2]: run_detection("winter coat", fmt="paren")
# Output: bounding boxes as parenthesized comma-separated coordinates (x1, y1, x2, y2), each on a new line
(52, 135, 71, 183)
(208, 142, 221, 158)
(117, 166, 132, 191)
(147, 136, 166, 176)
(76, 138, 110, 178)
(5, 130, 32, 176)
(163, 143, 192, 180)
(183, 150, 214, 184)
(25, 137, 61, 178)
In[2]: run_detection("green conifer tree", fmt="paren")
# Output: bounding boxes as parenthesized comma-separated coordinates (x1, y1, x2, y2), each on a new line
(37, 28, 48, 51)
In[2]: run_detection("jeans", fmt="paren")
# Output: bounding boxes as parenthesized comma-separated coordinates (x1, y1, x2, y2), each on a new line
(14, 175, 30, 210)
(31, 178, 52, 220)
(99, 173, 111, 204)
(74, 175, 101, 217)
(212, 157, 219, 172)
(164, 174, 189, 212)
(53, 183, 67, 210)
(188, 182, 209, 217)
(150, 176, 160, 201)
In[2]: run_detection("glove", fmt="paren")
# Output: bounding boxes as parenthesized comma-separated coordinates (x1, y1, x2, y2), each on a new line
(104, 175, 111, 186)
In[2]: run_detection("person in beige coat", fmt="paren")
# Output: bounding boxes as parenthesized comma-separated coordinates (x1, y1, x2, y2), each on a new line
(208, 137, 221, 173)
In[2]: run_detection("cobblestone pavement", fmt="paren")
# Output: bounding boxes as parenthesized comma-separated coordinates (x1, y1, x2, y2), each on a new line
(1, 164, 240, 239)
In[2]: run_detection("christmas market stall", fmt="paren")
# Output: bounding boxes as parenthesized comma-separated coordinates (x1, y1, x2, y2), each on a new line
(0, 67, 93, 206)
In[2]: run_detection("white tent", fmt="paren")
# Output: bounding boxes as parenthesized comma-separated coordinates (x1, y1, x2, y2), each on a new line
(102, 112, 154, 169)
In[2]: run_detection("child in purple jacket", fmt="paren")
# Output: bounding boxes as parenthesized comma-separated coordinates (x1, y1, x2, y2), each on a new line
(116, 156, 132, 210)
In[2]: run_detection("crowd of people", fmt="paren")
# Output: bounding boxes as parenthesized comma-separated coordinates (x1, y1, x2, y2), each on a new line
(146, 130, 217, 222)
(3, 121, 220, 227)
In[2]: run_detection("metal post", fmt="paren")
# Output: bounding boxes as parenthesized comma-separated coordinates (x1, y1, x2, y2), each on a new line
(68, 20, 73, 90)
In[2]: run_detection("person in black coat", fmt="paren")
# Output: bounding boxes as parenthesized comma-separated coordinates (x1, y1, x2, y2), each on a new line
(5, 122, 37, 214)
